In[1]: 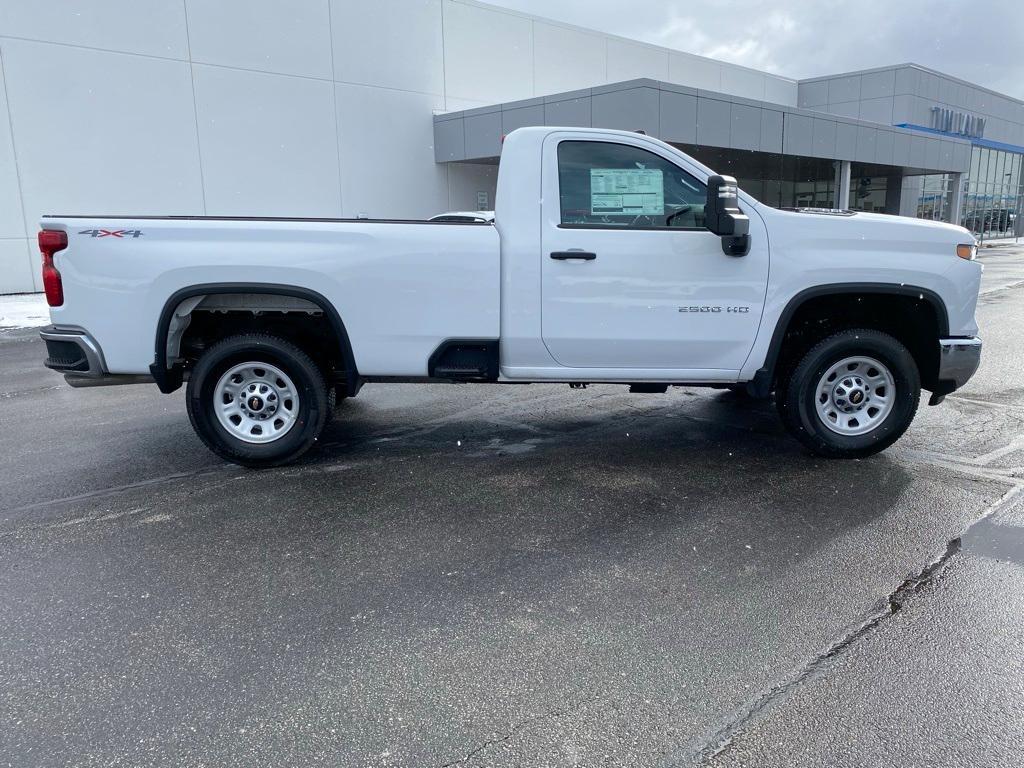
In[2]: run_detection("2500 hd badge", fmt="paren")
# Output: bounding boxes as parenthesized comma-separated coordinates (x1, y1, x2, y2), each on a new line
(678, 305, 751, 313)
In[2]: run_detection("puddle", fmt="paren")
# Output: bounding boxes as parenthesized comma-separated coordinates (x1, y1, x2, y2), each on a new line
(961, 517, 1024, 568)
(466, 437, 545, 457)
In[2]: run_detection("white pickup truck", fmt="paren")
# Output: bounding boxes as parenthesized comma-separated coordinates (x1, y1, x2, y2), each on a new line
(38, 127, 982, 467)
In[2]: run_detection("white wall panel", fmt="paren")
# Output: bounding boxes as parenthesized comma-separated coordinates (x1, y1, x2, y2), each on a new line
(721, 67, 766, 101)
(31, 238, 44, 292)
(763, 76, 798, 107)
(193, 65, 341, 217)
(336, 84, 447, 219)
(2, 40, 203, 234)
(532, 22, 605, 97)
(186, 0, 333, 79)
(0, 0, 187, 59)
(0, 239, 34, 295)
(606, 38, 668, 82)
(668, 52, 721, 92)
(0, 47, 26, 239)
(333, 0, 444, 95)
(443, 1, 532, 103)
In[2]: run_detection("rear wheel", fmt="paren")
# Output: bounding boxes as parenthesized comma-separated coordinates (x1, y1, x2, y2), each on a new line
(186, 334, 329, 467)
(777, 328, 920, 458)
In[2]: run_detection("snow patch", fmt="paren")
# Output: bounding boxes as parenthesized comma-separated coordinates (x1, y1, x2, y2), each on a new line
(0, 293, 50, 330)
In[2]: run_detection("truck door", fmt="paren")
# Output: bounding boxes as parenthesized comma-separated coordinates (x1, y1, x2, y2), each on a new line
(540, 135, 768, 373)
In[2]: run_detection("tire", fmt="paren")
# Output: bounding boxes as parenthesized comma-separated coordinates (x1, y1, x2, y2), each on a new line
(777, 328, 920, 458)
(186, 334, 330, 468)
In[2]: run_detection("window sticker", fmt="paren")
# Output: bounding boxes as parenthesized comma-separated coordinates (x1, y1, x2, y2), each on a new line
(589, 168, 664, 215)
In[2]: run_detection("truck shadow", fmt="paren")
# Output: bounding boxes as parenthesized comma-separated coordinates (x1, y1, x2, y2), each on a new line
(300, 386, 911, 579)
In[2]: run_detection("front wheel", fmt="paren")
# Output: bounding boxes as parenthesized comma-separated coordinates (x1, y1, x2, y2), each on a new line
(186, 334, 330, 467)
(777, 329, 920, 458)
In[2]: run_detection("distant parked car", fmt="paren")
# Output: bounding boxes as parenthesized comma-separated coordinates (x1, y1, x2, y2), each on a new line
(428, 211, 494, 223)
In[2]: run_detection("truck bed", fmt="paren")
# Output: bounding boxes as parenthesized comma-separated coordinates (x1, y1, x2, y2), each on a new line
(42, 216, 501, 377)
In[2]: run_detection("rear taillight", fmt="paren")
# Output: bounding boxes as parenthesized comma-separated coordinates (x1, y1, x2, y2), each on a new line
(38, 229, 68, 307)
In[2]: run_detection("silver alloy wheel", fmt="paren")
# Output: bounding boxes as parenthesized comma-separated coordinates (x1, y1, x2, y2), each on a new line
(213, 361, 300, 444)
(814, 355, 896, 436)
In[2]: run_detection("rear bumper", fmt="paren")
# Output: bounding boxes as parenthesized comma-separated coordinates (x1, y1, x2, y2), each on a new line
(930, 336, 982, 404)
(40, 325, 152, 388)
(40, 325, 106, 376)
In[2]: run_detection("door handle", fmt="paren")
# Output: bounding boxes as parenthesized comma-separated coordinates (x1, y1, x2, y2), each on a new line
(550, 250, 597, 261)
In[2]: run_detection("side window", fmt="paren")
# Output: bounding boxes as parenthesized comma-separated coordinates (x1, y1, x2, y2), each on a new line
(558, 140, 707, 229)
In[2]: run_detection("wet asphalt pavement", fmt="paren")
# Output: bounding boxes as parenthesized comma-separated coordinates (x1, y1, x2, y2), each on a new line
(2, 247, 1024, 767)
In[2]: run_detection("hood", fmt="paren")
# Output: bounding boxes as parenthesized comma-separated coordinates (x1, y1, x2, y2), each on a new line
(758, 205, 975, 254)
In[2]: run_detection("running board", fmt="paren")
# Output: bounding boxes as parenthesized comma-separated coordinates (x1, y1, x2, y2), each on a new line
(428, 340, 499, 382)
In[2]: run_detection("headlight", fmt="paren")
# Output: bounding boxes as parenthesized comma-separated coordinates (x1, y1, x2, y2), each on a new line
(956, 243, 977, 261)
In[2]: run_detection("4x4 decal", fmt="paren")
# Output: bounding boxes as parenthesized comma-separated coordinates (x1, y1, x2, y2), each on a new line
(79, 229, 144, 238)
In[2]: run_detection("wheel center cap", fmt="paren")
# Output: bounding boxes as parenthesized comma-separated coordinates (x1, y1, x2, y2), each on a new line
(248, 395, 264, 411)
(849, 390, 864, 405)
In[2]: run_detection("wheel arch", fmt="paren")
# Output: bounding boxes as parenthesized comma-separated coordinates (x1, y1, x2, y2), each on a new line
(749, 283, 950, 397)
(151, 282, 359, 395)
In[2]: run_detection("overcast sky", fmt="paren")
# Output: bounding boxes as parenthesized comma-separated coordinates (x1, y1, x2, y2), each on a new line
(487, 0, 1024, 99)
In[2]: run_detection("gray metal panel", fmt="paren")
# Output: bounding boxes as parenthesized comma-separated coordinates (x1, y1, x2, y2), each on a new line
(909, 135, 928, 168)
(874, 129, 894, 166)
(891, 94, 913, 124)
(958, 142, 973, 170)
(892, 131, 911, 165)
(659, 90, 697, 144)
(855, 126, 877, 163)
(592, 78, 659, 96)
(858, 97, 894, 125)
(591, 87, 660, 135)
(730, 103, 761, 151)
(464, 111, 502, 159)
(905, 95, 933, 126)
(938, 139, 954, 170)
(811, 118, 837, 158)
(783, 113, 813, 154)
(458, 103, 501, 118)
(835, 122, 858, 160)
(657, 80, 699, 96)
(544, 88, 591, 104)
(894, 67, 919, 96)
(434, 117, 465, 162)
(760, 109, 783, 153)
(860, 69, 896, 99)
(925, 138, 941, 170)
(939, 77, 957, 105)
(828, 75, 861, 104)
(544, 96, 591, 127)
(920, 71, 941, 101)
(828, 101, 860, 119)
(505, 95, 544, 109)
(798, 80, 828, 107)
(696, 97, 731, 147)
(501, 104, 544, 135)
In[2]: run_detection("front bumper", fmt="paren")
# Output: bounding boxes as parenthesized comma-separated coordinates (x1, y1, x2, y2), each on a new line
(930, 336, 982, 404)
(40, 325, 152, 388)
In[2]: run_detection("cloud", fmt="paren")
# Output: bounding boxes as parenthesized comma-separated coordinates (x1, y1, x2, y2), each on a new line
(485, 0, 1024, 99)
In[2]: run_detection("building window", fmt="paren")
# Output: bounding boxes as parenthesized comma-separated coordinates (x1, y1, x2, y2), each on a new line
(961, 146, 1023, 239)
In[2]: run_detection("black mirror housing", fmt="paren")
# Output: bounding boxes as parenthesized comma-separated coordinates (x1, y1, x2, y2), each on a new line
(706, 175, 751, 256)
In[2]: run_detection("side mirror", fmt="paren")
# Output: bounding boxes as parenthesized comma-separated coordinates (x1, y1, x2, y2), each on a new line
(706, 175, 750, 256)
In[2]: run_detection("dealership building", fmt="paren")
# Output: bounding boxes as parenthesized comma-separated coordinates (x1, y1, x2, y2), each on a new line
(2, 0, 1023, 294)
